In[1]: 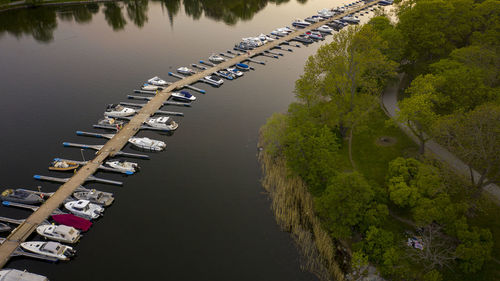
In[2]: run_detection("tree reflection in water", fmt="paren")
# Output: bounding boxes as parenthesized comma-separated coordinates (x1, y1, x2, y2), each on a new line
(0, 0, 307, 43)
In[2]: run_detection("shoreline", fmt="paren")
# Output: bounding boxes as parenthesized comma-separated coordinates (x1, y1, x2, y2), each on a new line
(0, 0, 118, 13)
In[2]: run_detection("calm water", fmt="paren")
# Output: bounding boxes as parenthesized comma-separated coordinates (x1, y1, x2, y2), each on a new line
(0, 1, 376, 280)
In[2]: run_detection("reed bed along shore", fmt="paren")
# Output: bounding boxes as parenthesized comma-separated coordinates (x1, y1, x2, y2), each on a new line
(258, 147, 345, 281)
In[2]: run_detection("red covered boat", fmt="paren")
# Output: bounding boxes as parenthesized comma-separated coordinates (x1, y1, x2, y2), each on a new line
(51, 214, 92, 232)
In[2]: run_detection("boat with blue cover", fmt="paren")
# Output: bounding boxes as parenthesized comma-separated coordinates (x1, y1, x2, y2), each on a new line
(171, 91, 196, 102)
(235, 63, 250, 71)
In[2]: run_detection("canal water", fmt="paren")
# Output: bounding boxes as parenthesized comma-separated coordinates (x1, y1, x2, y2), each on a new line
(0, 1, 378, 280)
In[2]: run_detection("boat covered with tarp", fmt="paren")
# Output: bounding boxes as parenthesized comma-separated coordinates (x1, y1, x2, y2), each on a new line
(51, 214, 92, 231)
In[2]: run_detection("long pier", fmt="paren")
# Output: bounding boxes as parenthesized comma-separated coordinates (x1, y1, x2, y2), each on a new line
(0, 1, 380, 268)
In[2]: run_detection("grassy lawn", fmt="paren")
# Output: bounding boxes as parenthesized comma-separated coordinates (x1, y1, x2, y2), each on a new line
(351, 107, 418, 186)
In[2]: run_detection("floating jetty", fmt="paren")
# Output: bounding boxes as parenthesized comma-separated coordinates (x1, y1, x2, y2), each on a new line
(0, 0, 384, 268)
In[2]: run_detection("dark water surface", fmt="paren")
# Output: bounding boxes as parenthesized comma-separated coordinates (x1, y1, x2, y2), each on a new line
(0, 0, 372, 280)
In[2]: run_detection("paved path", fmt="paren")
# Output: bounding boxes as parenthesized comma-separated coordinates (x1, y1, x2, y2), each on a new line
(381, 76, 500, 204)
(0, 1, 381, 268)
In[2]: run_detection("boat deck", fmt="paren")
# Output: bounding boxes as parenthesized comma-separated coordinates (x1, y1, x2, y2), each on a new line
(0, 0, 380, 268)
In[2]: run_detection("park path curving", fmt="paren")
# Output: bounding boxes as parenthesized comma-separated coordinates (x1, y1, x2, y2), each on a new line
(381, 75, 500, 204)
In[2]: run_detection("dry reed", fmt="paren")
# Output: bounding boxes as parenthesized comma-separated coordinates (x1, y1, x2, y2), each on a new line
(258, 146, 345, 281)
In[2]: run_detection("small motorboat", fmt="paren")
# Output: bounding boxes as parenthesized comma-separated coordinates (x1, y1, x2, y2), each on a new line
(96, 117, 126, 129)
(316, 25, 333, 33)
(51, 214, 92, 231)
(20, 241, 75, 261)
(64, 200, 104, 220)
(304, 16, 322, 23)
(0, 269, 49, 281)
(36, 224, 81, 244)
(278, 26, 294, 33)
(242, 37, 263, 47)
(141, 84, 161, 91)
(209, 54, 225, 63)
(0, 223, 11, 232)
(258, 33, 275, 42)
(204, 75, 224, 87)
(49, 159, 79, 171)
(73, 189, 114, 207)
(104, 104, 136, 118)
(235, 41, 254, 50)
(147, 76, 169, 86)
(293, 35, 314, 44)
(235, 63, 250, 71)
(129, 137, 166, 152)
(318, 8, 335, 17)
(171, 91, 196, 102)
(341, 15, 360, 24)
(270, 29, 288, 37)
(1, 189, 43, 205)
(177, 67, 196, 75)
(145, 116, 179, 131)
(292, 19, 311, 28)
(215, 70, 234, 80)
(104, 160, 139, 174)
(305, 31, 324, 40)
(227, 68, 244, 78)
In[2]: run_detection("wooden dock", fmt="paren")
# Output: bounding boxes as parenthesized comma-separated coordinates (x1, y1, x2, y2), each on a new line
(0, 1, 379, 268)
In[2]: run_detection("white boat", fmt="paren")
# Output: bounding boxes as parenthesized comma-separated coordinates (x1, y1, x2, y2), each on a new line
(20, 241, 75, 261)
(171, 91, 196, 102)
(227, 68, 243, 77)
(292, 19, 311, 27)
(305, 16, 322, 23)
(147, 76, 169, 86)
(305, 31, 324, 40)
(145, 116, 179, 131)
(73, 189, 114, 207)
(317, 25, 333, 33)
(141, 84, 161, 91)
(208, 54, 225, 63)
(129, 137, 166, 151)
(0, 269, 48, 281)
(104, 104, 136, 118)
(104, 160, 139, 173)
(36, 224, 81, 244)
(242, 37, 263, 47)
(258, 33, 275, 42)
(278, 26, 294, 33)
(64, 200, 104, 220)
(318, 8, 335, 17)
(204, 75, 224, 86)
(270, 29, 288, 37)
(177, 67, 196, 75)
(341, 16, 360, 24)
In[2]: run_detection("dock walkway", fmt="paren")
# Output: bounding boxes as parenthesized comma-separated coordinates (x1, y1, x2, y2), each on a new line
(0, 1, 379, 268)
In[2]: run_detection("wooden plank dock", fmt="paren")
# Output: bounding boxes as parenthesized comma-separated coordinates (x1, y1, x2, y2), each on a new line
(0, 1, 380, 268)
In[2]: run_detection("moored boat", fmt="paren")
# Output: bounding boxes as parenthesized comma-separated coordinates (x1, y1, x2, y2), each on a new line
(316, 25, 333, 33)
(1, 189, 43, 205)
(104, 160, 139, 174)
(51, 214, 92, 231)
(171, 91, 196, 102)
(96, 117, 126, 130)
(235, 63, 250, 71)
(227, 68, 244, 77)
(147, 76, 168, 86)
(141, 84, 161, 91)
(145, 116, 179, 131)
(20, 241, 75, 261)
(73, 189, 114, 207)
(36, 224, 81, 244)
(215, 70, 234, 80)
(64, 200, 104, 220)
(104, 104, 136, 118)
(203, 75, 224, 87)
(129, 137, 166, 151)
(208, 54, 225, 63)
(0, 223, 11, 233)
(177, 67, 196, 75)
(292, 19, 311, 28)
(48, 159, 79, 171)
(0, 269, 48, 281)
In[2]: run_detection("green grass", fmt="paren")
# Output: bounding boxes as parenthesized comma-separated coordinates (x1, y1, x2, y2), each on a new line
(351, 107, 418, 186)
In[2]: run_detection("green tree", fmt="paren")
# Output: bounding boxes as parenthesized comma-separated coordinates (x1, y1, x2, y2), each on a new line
(433, 103, 500, 193)
(314, 173, 386, 238)
(396, 75, 440, 154)
(455, 222, 493, 273)
(294, 25, 397, 137)
(363, 226, 394, 263)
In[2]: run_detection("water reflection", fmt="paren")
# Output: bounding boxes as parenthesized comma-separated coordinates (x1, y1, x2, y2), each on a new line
(0, 0, 307, 43)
